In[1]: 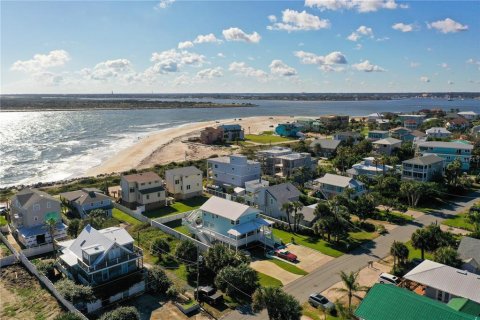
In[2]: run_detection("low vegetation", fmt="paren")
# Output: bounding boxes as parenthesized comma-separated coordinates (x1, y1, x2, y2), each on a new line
(143, 196, 209, 219)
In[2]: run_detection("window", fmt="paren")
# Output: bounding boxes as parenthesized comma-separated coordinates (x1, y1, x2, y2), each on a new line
(34, 216, 38, 221)
(231, 220, 235, 225)
(157, 192, 161, 197)
(130, 188, 134, 193)
(186, 185, 191, 190)
(214, 164, 218, 168)
(175, 180, 180, 184)
(146, 195, 150, 200)
(33, 204, 40, 211)
(46, 202, 51, 208)
(141, 183, 145, 186)
(236, 220, 240, 225)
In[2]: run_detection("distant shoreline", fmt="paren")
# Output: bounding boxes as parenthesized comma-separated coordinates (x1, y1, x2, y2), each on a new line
(0, 105, 256, 112)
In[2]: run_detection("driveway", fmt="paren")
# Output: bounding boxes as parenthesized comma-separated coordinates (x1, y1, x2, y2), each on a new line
(250, 260, 302, 285)
(286, 244, 334, 273)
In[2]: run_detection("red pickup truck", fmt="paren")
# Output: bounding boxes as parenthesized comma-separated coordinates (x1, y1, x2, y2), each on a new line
(274, 249, 297, 262)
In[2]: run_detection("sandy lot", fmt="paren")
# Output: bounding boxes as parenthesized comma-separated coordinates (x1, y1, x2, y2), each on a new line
(250, 260, 302, 285)
(440, 224, 470, 235)
(286, 244, 335, 273)
(130, 295, 210, 320)
(86, 115, 294, 176)
(321, 257, 393, 305)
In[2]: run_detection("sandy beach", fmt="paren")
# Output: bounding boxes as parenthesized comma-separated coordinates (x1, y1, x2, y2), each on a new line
(86, 115, 299, 176)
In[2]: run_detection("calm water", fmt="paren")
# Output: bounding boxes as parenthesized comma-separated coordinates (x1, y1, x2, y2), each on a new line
(1, 98, 479, 188)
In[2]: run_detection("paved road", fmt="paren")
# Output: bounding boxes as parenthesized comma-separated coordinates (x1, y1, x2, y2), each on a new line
(223, 191, 479, 320)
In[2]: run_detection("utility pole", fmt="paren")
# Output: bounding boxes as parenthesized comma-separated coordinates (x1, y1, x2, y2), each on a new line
(196, 251, 203, 301)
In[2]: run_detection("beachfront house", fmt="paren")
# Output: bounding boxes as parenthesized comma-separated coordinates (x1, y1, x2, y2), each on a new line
(347, 157, 393, 179)
(207, 155, 261, 188)
(120, 172, 166, 210)
(200, 127, 224, 144)
(9, 188, 67, 248)
(425, 127, 452, 139)
(296, 118, 322, 132)
(256, 147, 313, 177)
(403, 260, 480, 304)
(275, 123, 302, 137)
(333, 131, 362, 145)
(401, 155, 444, 182)
(218, 124, 245, 142)
(309, 139, 341, 158)
(164, 166, 203, 200)
(256, 182, 301, 220)
(57, 225, 144, 286)
(399, 114, 426, 130)
(446, 117, 470, 131)
(416, 141, 473, 171)
(256, 147, 294, 175)
(60, 188, 113, 219)
(457, 237, 480, 274)
(318, 115, 349, 131)
(458, 111, 478, 120)
(183, 196, 275, 249)
(367, 130, 389, 142)
(373, 137, 402, 155)
(315, 174, 366, 199)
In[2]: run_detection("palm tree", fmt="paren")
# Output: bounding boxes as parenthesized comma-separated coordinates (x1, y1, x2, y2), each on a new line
(292, 201, 304, 232)
(45, 217, 58, 259)
(433, 246, 462, 268)
(411, 228, 429, 260)
(335, 271, 367, 310)
(390, 241, 409, 267)
(281, 202, 295, 232)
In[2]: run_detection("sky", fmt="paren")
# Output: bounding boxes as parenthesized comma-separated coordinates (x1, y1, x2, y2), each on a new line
(1, 0, 479, 94)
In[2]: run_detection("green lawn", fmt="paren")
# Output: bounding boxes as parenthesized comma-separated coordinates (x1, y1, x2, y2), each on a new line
(0, 215, 7, 226)
(143, 196, 209, 219)
(245, 133, 295, 144)
(112, 208, 142, 226)
(375, 210, 414, 225)
(269, 258, 308, 276)
(302, 302, 339, 320)
(442, 213, 475, 232)
(164, 219, 192, 237)
(257, 272, 283, 288)
(405, 240, 433, 261)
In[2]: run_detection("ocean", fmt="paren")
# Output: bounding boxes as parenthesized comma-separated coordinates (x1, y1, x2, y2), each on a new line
(1, 97, 479, 188)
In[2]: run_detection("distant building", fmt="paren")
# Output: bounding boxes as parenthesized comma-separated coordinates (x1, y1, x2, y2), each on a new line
(296, 118, 321, 132)
(367, 130, 389, 142)
(401, 155, 444, 182)
(347, 157, 393, 179)
(207, 155, 261, 188)
(257, 147, 294, 175)
(367, 112, 383, 122)
(165, 166, 203, 200)
(276, 153, 314, 177)
(315, 174, 366, 199)
(257, 182, 301, 220)
(390, 127, 413, 142)
(457, 236, 480, 275)
(399, 114, 426, 130)
(9, 188, 67, 248)
(333, 131, 362, 144)
(318, 115, 349, 131)
(120, 172, 166, 210)
(218, 124, 245, 142)
(416, 141, 473, 171)
(446, 117, 470, 131)
(275, 123, 302, 137)
(60, 188, 113, 219)
(373, 137, 402, 155)
(471, 125, 480, 137)
(200, 127, 224, 145)
(426, 127, 452, 139)
(244, 179, 269, 206)
(375, 119, 391, 130)
(309, 139, 341, 158)
(458, 111, 478, 120)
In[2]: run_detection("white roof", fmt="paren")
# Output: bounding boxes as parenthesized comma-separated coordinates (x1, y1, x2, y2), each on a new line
(404, 260, 480, 303)
(316, 173, 364, 188)
(99, 227, 133, 246)
(200, 196, 259, 220)
(458, 111, 477, 115)
(373, 137, 402, 145)
(426, 127, 451, 134)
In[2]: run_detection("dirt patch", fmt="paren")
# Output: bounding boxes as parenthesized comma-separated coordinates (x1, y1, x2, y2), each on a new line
(286, 244, 334, 272)
(440, 224, 470, 235)
(250, 260, 302, 285)
(149, 301, 210, 320)
(0, 264, 64, 319)
(321, 257, 394, 305)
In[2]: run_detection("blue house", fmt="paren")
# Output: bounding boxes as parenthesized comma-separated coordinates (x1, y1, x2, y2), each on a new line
(275, 123, 301, 137)
(416, 141, 473, 171)
(183, 196, 275, 250)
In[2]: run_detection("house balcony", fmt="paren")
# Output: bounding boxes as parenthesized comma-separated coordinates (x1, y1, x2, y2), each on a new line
(77, 246, 143, 273)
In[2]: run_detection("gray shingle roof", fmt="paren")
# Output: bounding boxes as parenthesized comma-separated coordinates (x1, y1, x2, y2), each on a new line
(457, 237, 480, 267)
(403, 155, 444, 166)
(60, 189, 111, 206)
(165, 166, 202, 176)
(265, 182, 301, 205)
(417, 141, 474, 150)
(310, 139, 341, 150)
(122, 171, 161, 183)
(373, 137, 402, 145)
(13, 188, 60, 208)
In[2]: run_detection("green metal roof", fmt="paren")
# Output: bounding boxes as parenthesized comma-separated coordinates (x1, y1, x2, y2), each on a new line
(354, 284, 477, 320)
(448, 298, 480, 316)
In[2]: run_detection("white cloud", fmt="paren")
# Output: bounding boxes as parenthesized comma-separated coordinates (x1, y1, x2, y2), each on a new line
(466, 58, 480, 70)
(392, 22, 415, 32)
(319, 65, 346, 72)
(409, 62, 420, 68)
(269, 60, 297, 76)
(194, 33, 221, 44)
(11, 49, 70, 73)
(33, 72, 64, 86)
(147, 49, 205, 74)
(217, 53, 226, 58)
(196, 67, 223, 79)
(440, 62, 449, 69)
(222, 27, 261, 43)
(155, 0, 175, 10)
(294, 50, 347, 65)
(82, 58, 134, 81)
(352, 60, 385, 72)
(267, 9, 330, 32)
(178, 41, 194, 49)
(229, 61, 269, 81)
(347, 25, 373, 41)
(305, 0, 407, 12)
(268, 15, 277, 22)
(427, 18, 468, 34)
(420, 76, 430, 82)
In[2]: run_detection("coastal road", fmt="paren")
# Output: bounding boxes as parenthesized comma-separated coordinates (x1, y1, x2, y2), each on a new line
(223, 191, 479, 320)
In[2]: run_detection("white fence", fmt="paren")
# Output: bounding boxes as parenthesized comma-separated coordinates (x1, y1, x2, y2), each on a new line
(113, 202, 149, 223)
(153, 211, 190, 224)
(0, 255, 17, 267)
(23, 243, 54, 257)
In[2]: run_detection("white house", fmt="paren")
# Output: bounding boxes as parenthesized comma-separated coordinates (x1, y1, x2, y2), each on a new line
(425, 127, 452, 139)
(347, 157, 393, 179)
(60, 188, 113, 219)
(315, 174, 366, 199)
(372, 137, 402, 156)
(120, 172, 166, 210)
(207, 155, 261, 188)
(458, 111, 478, 120)
(401, 155, 444, 182)
(164, 166, 203, 200)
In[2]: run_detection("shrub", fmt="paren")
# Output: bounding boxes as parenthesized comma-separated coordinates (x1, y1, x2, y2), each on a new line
(54, 312, 84, 320)
(148, 266, 172, 294)
(99, 306, 140, 320)
(36, 260, 55, 279)
(55, 279, 95, 305)
(166, 285, 179, 299)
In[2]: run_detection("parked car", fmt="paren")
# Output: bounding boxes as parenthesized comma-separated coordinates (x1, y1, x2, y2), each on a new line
(308, 293, 334, 309)
(378, 273, 399, 285)
(274, 249, 297, 262)
(195, 286, 223, 305)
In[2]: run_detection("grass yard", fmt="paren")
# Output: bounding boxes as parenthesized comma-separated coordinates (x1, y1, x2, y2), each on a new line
(375, 210, 414, 225)
(269, 258, 308, 276)
(112, 208, 142, 226)
(442, 213, 475, 232)
(245, 133, 295, 144)
(164, 219, 192, 237)
(0, 215, 7, 226)
(405, 240, 433, 261)
(302, 302, 340, 320)
(143, 196, 209, 219)
(258, 272, 283, 288)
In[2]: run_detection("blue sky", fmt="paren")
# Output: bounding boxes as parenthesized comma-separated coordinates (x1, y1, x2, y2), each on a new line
(1, 0, 479, 93)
